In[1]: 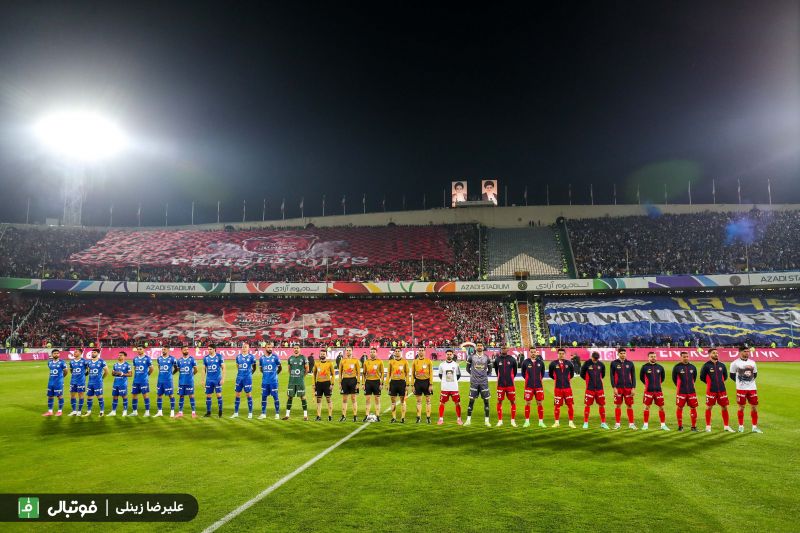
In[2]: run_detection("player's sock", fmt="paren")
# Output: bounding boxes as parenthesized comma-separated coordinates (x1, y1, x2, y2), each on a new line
(599, 406, 606, 423)
(169, 397, 175, 411)
(98, 398, 105, 411)
(78, 398, 84, 411)
(614, 407, 621, 424)
(525, 404, 531, 420)
(87, 399, 93, 412)
(689, 408, 697, 427)
(496, 402, 503, 421)
(234, 397, 241, 414)
(722, 410, 730, 426)
(271, 392, 280, 415)
(286, 397, 293, 413)
(112, 398, 118, 411)
(301, 399, 308, 413)
(554, 405, 561, 421)
(58, 398, 64, 411)
(189, 398, 196, 412)
(261, 395, 267, 415)
(737, 410, 744, 426)
(658, 410, 665, 424)
(643, 410, 650, 424)
(144, 398, 150, 411)
(46, 397, 54, 412)
(483, 399, 490, 418)
(626, 408, 634, 424)
(157, 398, 163, 411)
(567, 404, 574, 421)
(455, 404, 461, 417)
(467, 398, 474, 416)
(132, 398, 138, 411)
(247, 397, 253, 413)
(206, 398, 212, 413)
(438, 403, 445, 418)
(705, 409, 712, 426)
(537, 404, 544, 421)
(510, 403, 516, 419)
(751, 411, 758, 426)
(583, 406, 590, 424)
(217, 397, 223, 415)
(71, 398, 77, 411)
(123, 398, 128, 411)
(179, 397, 185, 412)
(676, 409, 683, 426)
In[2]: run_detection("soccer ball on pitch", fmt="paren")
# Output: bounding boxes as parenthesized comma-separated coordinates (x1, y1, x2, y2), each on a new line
(366, 415, 378, 422)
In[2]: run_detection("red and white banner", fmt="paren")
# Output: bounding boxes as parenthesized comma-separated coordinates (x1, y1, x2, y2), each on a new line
(68, 227, 454, 270)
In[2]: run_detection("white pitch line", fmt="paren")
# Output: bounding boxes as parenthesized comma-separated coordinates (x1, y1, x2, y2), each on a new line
(202, 407, 390, 533)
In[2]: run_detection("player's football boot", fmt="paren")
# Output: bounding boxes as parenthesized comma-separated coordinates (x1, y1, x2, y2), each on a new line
(523, 420, 531, 428)
(582, 422, 589, 429)
(42, 411, 53, 417)
(723, 426, 734, 432)
(551, 421, 560, 428)
(55, 410, 62, 416)
(230, 413, 239, 418)
(463, 418, 471, 426)
(690, 426, 698, 432)
(705, 425, 712, 432)
(154, 411, 163, 417)
(437, 418, 444, 425)
(247, 413, 253, 419)
(613, 423, 620, 429)
(340, 415, 347, 422)
(484, 419, 491, 427)
(400, 418, 405, 423)
(68, 411, 78, 416)
(122, 411, 128, 417)
(303, 416, 309, 421)
(538, 420, 546, 428)
(660, 424, 670, 431)
(129, 411, 138, 417)
(274, 414, 279, 420)
(82, 411, 92, 417)
(327, 416, 332, 421)
(600, 422, 610, 429)
(641, 423, 648, 430)
(628, 423, 637, 430)
(510, 420, 518, 428)
(281, 415, 290, 420)
(175, 412, 184, 418)
(107, 411, 116, 417)
(568, 421, 576, 429)
(496, 420, 503, 427)
(456, 418, 463, 425)
(143, 411, 150, 417)
(169, 410, 175, 417)
(752, 427, 763, 433)
(204, 412, 212, 418)
(738, 425, 744, 432)
(426, 417, 431, 424)
(416, 417, 421, 424)
(191, 412, 197, 419)
(354, 416, 358, 422)
(677, 425, 684, 431)
(362, 416, 369, 422)
(258, 414, 267, 419)
(315, 416, 321, 421)
(375, 416, 381, 422)
(98, 412, 104, 417)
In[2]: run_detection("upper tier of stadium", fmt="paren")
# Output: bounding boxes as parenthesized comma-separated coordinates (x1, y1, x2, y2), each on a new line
(1, 203, 798, 282)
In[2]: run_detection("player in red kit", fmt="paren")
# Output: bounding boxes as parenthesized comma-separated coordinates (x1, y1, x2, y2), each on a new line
(610, 348, 637, 430)
(671, 351, 699, 431)
(639, 352, 669, 431)
(580, 352, 609, 429)
(520, 350, 546, 428)
(700, 348, 734, 432)
(493, 347, 518, 427)
(730, 346, 762, 433)
(548, 348, 576, 428)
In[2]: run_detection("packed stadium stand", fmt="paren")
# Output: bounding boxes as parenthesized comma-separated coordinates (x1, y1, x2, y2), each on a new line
(0, 224, 479, 282)
(4, 295, 509, 348)
(485, 227, 566, 279)
(568, 209, 800, 278)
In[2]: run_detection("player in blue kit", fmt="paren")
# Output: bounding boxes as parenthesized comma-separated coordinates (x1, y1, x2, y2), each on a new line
(108, 351, 132, 417)
(259, 341, 282, 419)
(203, 344, 226, 417)
(231, 342, 257, 419)
(176, 346, 198, 418)
(130, 346, 153, 417)
(68, 351, 89, 416)
(43, 349, 68, 417)
(154, 347, 178, 417)
(83, 348, 107, 417)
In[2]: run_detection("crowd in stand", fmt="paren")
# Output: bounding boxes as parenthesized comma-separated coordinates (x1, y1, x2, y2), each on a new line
(0, 224, 479, 282)
(569, 209, 800, 278)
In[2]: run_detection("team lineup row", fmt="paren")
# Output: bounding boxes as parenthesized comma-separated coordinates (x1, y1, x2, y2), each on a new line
(42, 342, 763, 433)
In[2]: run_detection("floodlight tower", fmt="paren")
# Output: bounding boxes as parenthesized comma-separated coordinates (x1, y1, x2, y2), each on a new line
(34, 110, 126, 226)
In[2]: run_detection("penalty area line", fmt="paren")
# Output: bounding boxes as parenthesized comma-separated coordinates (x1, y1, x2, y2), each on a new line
(202, 407, 389, 533)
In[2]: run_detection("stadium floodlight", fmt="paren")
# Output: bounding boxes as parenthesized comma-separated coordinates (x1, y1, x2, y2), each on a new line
(34, 110, 127, 162)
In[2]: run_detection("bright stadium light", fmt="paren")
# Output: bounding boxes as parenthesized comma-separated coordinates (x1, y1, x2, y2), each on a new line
(34, 110, 127, 162)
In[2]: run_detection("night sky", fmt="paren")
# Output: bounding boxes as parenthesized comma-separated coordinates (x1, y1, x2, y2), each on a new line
(0, 1, 798, 225)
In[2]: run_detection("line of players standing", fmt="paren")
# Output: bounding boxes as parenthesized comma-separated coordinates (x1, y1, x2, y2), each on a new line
(41, 341, 763, 433)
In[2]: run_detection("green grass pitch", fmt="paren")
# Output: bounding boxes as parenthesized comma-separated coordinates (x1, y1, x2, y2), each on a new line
(1, 361, 799, 532)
